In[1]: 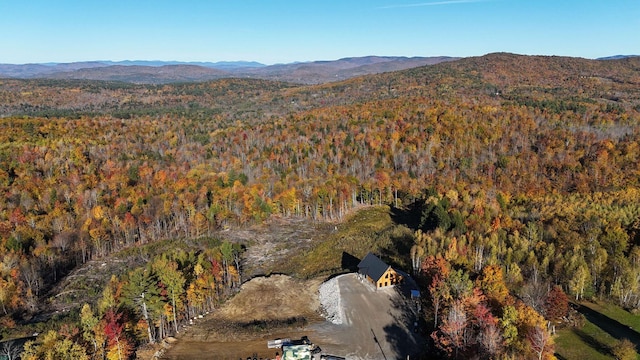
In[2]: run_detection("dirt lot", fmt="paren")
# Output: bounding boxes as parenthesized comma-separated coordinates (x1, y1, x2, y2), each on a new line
(161, 273, 424, 360)
(162, 275, 324, 359)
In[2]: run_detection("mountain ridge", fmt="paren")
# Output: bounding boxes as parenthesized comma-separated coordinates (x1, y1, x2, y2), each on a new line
(597, 55, 639, 60)
(0, 56, 459, 84)
(3, 53, 635, 85)
(2, 52, 638, 120)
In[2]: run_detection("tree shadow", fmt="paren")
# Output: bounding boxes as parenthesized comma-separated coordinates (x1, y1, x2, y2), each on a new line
(341, 251, 360, 272)
(574, 303, 640, 350)
(370, 328, 388, 360)
(383, 232, 414, 267)
(390, 201, 425, 230)
(572, 328, 613, 357)
(381, 284, 428, 359)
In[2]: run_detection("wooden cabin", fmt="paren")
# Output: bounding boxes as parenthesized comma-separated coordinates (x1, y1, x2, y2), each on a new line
(357, 253, 402, 288)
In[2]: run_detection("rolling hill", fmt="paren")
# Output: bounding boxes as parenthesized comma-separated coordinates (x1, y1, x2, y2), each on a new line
(44, 64, 229, 84)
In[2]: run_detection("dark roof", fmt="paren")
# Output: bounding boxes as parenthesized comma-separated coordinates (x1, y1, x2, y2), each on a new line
(357, 253, 391, 282)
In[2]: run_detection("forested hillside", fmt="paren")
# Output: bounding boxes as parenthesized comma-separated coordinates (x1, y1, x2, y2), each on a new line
(1, 53, 639, 359)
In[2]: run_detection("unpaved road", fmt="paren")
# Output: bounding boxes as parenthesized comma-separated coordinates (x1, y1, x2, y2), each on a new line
(310, 273, 424, 359)
(162, 273, 424, 360)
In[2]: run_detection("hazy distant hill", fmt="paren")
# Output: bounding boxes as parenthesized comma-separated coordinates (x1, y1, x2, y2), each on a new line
(3, 52, 638, 119)
(99, 60, 265, 69)
(0, 60, 260, 79)
(0, 61, 108, 78)
(3, 54, 637, 84)
(597, 55, 639, 60)
(45, 64, 229, 84)
(0, 56, 458, 84)
(232, 56, 459, 84)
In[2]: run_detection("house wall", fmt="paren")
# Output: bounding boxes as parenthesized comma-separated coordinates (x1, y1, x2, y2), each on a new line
(375, 268, 402, 288)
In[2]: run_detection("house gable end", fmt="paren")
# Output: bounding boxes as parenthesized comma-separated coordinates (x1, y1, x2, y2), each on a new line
(357, 252, 391, 283)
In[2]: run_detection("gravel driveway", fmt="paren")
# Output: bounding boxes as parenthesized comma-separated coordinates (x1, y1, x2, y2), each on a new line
(314, 273, 425, 359)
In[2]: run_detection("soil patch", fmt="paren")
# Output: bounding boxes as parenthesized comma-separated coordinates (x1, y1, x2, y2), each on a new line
(163, 274, 324, 359)
(217, 274, 322, 323)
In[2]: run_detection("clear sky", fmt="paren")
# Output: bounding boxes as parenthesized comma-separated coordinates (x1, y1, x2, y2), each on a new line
(1, 0, 638, 64)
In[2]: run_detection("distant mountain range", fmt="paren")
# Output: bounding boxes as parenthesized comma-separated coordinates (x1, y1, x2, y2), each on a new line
(100, 60, 265, 69)
(0, 56, 459, 84)
(2, 55, 636, 85)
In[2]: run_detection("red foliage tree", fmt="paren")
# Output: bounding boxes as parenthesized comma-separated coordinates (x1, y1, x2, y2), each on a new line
(543, 285, 569, 322)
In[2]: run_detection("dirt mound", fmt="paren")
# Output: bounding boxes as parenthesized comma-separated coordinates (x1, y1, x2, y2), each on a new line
(182, 275, 324, 344)
(163, 275, 328, 359)
(218, 274, 322, 322)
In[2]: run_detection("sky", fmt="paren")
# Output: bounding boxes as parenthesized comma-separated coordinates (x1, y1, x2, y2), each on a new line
(1, 0, 638, 64)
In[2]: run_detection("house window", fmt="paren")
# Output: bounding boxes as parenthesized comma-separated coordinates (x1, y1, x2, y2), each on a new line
(385, 273, 389, 278)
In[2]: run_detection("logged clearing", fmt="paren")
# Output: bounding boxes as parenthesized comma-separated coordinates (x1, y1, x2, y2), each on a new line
(221, 216, 336, 278)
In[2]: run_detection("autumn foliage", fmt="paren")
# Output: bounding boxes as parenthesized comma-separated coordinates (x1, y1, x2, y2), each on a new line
(1, 53, 639, 357)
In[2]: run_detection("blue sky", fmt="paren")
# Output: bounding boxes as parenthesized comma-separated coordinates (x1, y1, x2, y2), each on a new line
(1, 0, 638, 64)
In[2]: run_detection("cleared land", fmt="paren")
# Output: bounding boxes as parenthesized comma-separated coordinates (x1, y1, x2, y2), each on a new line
(162, 273, 424, 359)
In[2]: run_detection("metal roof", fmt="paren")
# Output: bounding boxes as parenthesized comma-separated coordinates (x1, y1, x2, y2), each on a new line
(357, 253, 391, 282)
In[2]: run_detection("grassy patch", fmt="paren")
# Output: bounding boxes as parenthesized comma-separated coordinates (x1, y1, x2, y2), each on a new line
(555, 301, 640, 360)
(582, 301, 640, 332)
(279, 206, 413, 279)
(555, 321, 615, 360)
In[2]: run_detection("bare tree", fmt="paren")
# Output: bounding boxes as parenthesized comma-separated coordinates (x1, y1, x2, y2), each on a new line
(0, 340, 22, 360)
(478, 321, 502, 358)
(434, 300, 467, 359)
(528, 324, 551, 360)
(519, 279, 549, 314)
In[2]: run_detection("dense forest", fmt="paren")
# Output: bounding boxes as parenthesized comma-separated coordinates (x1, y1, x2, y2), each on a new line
(1, 53, 639, 359)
